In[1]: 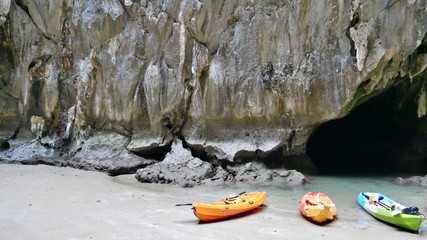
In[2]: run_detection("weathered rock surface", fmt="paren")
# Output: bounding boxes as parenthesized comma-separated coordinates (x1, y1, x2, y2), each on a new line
(0, 1, 427, 183)
(1, 133, 155, 176)
(135, 140, 308, 187)
(0, 0, 10, 25)
(135, 140, 217, 187)
(395, 175, 427, 188)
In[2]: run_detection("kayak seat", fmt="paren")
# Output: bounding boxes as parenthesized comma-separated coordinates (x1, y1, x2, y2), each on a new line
(224, 198, 245, 204)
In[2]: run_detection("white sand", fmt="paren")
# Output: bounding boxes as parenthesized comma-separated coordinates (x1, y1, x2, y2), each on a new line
(0, 164, 424, 240)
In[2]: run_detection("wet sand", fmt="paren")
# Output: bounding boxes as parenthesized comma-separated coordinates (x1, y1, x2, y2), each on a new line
(0, 164, 425, 240)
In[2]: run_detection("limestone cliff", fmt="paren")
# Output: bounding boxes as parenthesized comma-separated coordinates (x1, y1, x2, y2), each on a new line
(0, 0, 426, 181)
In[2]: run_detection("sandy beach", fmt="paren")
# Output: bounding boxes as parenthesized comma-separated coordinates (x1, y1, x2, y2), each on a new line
(0, 164, 425, 240)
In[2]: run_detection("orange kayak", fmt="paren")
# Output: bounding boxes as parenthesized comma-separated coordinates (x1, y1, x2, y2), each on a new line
(299, 191, 337, 223)
(192, 192, 266, 222)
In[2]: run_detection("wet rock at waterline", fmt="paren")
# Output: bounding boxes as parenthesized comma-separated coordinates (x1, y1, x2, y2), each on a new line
(135, 160, 308, 188)
(395, 176, 427, 188)
(227, 162, 308, 186)
(135, 140, 308, 187)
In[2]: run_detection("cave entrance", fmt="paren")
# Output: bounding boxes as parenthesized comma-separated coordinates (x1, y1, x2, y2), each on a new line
(306, 80, 427, 175)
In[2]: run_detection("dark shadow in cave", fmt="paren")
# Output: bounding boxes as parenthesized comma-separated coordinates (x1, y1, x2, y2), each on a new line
(131, 142, 172, 161)
(306, 81, 427, 175)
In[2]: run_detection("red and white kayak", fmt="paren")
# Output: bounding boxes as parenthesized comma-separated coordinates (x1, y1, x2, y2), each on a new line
(299, 191, 337, 223)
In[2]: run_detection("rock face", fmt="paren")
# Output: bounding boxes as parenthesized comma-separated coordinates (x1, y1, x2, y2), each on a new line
(0, 1, 427, 184)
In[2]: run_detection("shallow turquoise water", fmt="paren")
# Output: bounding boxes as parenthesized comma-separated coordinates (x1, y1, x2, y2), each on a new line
(193, 175, 427, 205)
(263, 175, 427, 212)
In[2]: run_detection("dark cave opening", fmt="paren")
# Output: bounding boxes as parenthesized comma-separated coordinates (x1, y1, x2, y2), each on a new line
(306, 81, 427, 175)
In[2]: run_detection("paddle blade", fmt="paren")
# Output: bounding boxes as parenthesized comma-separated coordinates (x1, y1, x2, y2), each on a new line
(418, 225, 427, 235)
(175, 203, 193, 206)
(361, 192, 370, 200)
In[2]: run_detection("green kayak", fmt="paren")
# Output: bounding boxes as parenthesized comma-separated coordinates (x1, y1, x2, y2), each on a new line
(358, 192, 425, 232)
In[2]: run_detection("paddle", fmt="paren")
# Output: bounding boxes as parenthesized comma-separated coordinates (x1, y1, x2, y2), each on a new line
(377, 196, 405, 215)
(376, 196, 392, 210)
(175, 191, 247, 206)
(362, 193, 401, 215)
(362, 193, 389, 208)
